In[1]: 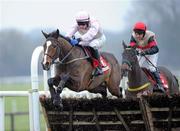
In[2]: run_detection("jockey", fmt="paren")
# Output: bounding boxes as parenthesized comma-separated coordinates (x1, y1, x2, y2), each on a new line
(129, 22, 165, 93)
(65, 10, 106, 76)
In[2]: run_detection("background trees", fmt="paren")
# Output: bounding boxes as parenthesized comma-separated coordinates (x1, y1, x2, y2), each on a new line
(0, 0, 179, 77)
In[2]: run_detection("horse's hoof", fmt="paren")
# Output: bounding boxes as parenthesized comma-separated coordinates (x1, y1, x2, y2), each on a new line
(53, 99, 63, 110)
(54, 104, 63, 111)
(101, 91, 107, 98)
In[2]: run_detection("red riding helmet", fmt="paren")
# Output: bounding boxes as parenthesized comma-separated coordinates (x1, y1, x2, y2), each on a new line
(133, 22, 147, 31)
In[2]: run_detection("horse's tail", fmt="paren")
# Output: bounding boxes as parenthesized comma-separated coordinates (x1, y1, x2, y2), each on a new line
(174, 75, 179, 87)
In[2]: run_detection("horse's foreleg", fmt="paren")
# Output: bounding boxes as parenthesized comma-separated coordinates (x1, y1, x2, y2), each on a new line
(48, 76, 61, 100)
(53, 74, 70, 109)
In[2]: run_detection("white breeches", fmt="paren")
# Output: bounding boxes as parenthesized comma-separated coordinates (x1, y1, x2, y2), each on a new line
(137, 53, 158, 72)
(89, 35, 106, 49)
(78, 34, 106, 50)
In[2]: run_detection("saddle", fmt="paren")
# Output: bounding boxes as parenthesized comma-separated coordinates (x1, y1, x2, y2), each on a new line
(81, 46, 110, 75)
(142, 68, 168, 89)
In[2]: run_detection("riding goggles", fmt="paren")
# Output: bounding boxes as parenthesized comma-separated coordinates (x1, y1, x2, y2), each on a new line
(77, 21, 89, 26)
(134, 29, 145, 35)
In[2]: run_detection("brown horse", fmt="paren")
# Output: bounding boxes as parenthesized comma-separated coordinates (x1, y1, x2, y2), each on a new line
(121, 42, 179, 98)
(41, 29, 122, 108)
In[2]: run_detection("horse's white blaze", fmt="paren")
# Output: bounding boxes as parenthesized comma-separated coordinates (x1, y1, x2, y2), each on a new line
(43, 41, 52, 64)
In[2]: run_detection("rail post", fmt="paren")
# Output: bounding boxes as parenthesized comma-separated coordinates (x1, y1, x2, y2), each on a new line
(30, 46, 43, 131)
(0, 96, 5, 131)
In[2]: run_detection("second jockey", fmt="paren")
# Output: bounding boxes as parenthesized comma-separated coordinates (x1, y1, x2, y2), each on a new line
(65, 10, 106, 76)
(129, 22, 165, 93)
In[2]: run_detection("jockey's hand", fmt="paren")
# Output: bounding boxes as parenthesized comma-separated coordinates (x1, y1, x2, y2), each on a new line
(139, 51, 146, 56)
(70, 38, 81, 46)
(135, 50, 139, 55)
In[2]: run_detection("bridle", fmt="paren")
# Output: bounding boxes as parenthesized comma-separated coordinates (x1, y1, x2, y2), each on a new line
(44, 37, 61, 64)
(121, 49, 136, 77)
(122, 59, 132, 69)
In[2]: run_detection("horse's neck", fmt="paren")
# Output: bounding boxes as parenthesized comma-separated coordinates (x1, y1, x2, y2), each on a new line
(58, 37, 73, 58)
(58, 37, 84, 62)
(128, 63, 149, 87)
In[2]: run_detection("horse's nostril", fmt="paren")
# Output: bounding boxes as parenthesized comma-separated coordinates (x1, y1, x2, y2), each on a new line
(41, 61, 51, 71)
(45, 62, 50, 66)
(43, 61, 51, 66)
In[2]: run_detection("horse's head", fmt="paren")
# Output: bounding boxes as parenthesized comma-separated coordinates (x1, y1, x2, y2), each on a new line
(41, 29, 71, 71)
(121, 41, 138, 76)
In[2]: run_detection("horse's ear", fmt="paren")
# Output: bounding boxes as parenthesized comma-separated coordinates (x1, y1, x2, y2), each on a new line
(42, 30, 49, 38)
(122, 40, 128, 49)
(56, 29, 60, 35)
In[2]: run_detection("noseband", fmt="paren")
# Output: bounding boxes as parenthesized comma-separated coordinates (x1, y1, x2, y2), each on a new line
(122, 59, 132, 68)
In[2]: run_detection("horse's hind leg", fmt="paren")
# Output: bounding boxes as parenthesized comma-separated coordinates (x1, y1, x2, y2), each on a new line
(108, 83, 122, 98)
(107, 68, 122, 98)
(159, 67, 180, 94)
(169, 75, 180, 94)
(173, 75, 180, 93)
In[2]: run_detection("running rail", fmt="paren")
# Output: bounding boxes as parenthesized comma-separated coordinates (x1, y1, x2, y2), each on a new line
(0, 46, 50, 131)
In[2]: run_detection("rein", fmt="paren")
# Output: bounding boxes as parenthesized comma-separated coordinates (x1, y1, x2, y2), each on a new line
(143, 55, 158, 71)
(46, 37, 89, 65)
(44, 44, 61, 64)
(56, 47, 89, 65)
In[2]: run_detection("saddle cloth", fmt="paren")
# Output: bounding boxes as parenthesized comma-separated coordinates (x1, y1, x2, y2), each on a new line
(142, 68, 168, 89)
(82, 46, 110, 75)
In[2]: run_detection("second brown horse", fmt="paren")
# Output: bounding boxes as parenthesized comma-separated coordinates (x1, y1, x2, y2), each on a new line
(121, 41, 179, 98)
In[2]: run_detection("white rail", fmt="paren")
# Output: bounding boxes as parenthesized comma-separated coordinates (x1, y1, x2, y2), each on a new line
(30, 46, 43, 131)
(0, 46, 46, 131)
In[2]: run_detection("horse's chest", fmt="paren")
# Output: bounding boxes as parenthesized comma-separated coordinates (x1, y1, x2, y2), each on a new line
(136, 86, 153, 97)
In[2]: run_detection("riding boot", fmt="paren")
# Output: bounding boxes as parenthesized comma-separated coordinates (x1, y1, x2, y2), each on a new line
(152, 71, 165, 93)
(93, 49, 103, 76)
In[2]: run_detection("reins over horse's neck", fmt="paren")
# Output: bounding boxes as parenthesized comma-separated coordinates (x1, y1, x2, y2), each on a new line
(57, 37, 89, 64)
(57, 37, 74, 62)
(58, 37, 72, 53)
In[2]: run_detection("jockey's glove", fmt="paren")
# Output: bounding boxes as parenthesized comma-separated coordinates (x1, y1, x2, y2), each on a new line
(135, 50, 145, 56)
(70, 38, 81, 46)
(135, 50, 140, 55)
(140, 46, 159, 56)
(136, 46, 159, 56)
(139, 51, 146, 56)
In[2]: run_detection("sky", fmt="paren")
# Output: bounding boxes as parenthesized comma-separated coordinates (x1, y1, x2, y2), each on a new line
(0, 0, 131, 33)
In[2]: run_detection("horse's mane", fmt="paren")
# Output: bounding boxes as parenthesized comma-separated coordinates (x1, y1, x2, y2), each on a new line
(44, 29, 71, 43)
(59, 33, 71, 43)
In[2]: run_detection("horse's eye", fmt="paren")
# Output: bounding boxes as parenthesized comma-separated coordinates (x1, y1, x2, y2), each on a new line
(52, 45, 56, 48)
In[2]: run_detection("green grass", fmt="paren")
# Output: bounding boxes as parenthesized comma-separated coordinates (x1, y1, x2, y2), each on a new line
(0, 83, 46, 131)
